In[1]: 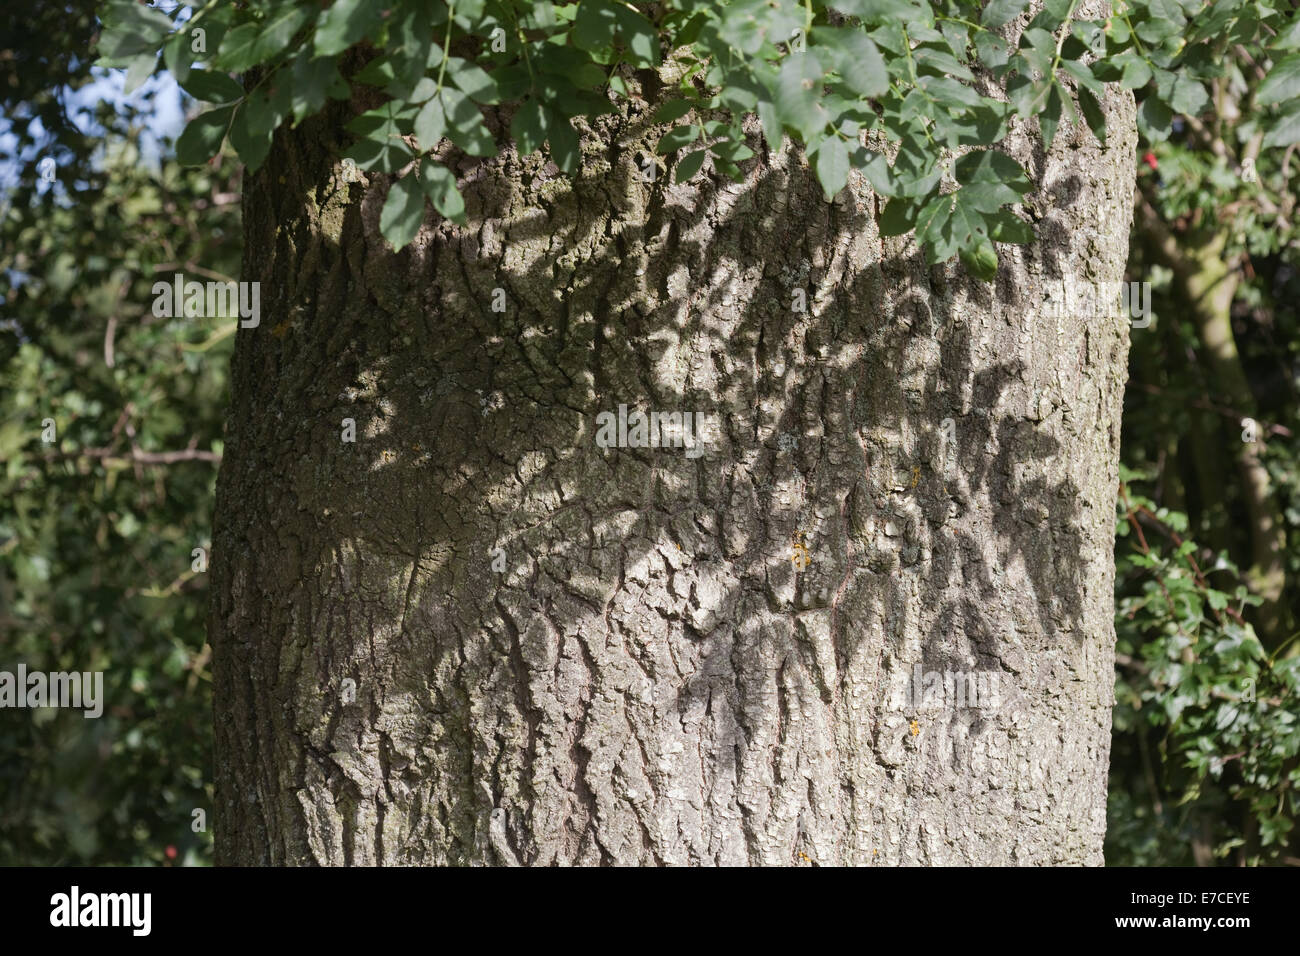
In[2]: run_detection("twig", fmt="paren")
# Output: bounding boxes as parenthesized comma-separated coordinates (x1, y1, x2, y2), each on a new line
(40, 447, 221, 465)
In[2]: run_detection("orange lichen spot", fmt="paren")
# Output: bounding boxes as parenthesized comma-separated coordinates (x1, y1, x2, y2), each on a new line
(791, 531, 811, 570)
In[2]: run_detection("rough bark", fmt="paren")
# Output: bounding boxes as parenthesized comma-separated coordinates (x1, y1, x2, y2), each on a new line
(210, 38, 1136, 866)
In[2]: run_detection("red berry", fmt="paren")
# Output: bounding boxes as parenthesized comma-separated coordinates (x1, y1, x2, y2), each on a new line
(165, 845, 177, 859)
(1142, 152, 1158, 170)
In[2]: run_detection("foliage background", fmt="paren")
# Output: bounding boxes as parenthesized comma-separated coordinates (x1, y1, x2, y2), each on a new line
(1, 0, 1297, 865)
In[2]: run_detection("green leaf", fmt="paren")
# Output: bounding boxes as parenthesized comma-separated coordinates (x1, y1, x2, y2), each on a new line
(290, 54, 348, 123)
(573, 1, 619, 54)
(1019, 27, 1057, 75)
(354, 56, 397, 87)
(573, 0, 658, 65)
(954, 150, 1032, 193)
(1039, 82, 1063, 150)
(656, 124, 699, 153)
(194, 14, 232, 64)
(175, 105, 234, 166)
(96, 0, 174, 65)
(229, 93, 275, 172)
(123, 53, 157, 94)
(1151, 67, 1177, 102)
(833, 0, 922, 19)
(1133, 11, 1179, 46)
(1262, 103, 1300, 149)
(162, 32, 194, 84)
(1060, 59, 1102, 96)
(510, 100, 548, 155)
(405, 77, 439, 103)
(923, 73, 985, 109)
(613, 4, 660, 67)
(1145, 0, 1188, 31)
(414, 97, 447, 151)
(315, 0, 381, 58)
(1078, 86, 1106, 144)
(959, 236, 998, 280)
(860, 154, 897, 196)
(913, 47, 974, 82)
(386, 1, 434, 99)
(986, 209, 1034, 243)
(879, 197, 916, 236)
(959, 181, 1021, 212)
(1139, 95, 1173, 140)
(252, 6, 311, 63)
(180, 70, 244, 104)
(757, 99, 783, 146)
(653, 99, 695, 124)
(342, 137, 414, 174)
(1171, 76, 1209, 116)
(1274, 19, 1300, 51)
(347, 103, 407, 136)
(215, 23, 263, 72)
(718, 0, 803, 56)
(418, 161, 466, 224)
(1118, 53, 1153, 91)
(547, 111, 580, 174)
(814, 136, 850, 199)
(440, 88, 496, 156)
(714, 138, 753, 163)
(1027, 0, 1075, 33)
(676, 148, 708, 183)
(113, 0, 175, 37)
(447, 58, 501, 105)
(981, 0, 1030, 28)
(1258, 53, 1300, 106)
(824, 32, 888, 99)
(1007, 74, 1052, 119)
(343, 104, 416, 172)
(380, 174, 426, 252)
(916, 191, 955, 259)
(975, 30, 1010, 69)
(774, 52, 827, 139)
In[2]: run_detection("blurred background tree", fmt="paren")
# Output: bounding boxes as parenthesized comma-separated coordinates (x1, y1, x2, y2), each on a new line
(1, 0, 236, 865)
(1109, 8, 1300, 865)
(1, 0, 1297, 865)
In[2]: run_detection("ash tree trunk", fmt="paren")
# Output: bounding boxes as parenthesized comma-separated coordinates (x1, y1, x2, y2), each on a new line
(209, 68, 1137, 864)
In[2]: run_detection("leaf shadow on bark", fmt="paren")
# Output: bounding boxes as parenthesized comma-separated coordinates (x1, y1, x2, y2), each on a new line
(212, 103, 1099, 865)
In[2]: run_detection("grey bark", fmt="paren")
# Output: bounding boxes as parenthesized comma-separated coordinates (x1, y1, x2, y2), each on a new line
(210, 30, 1136, 866)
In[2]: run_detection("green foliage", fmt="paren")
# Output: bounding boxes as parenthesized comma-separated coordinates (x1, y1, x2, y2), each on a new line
(1104, 0, 1300, 864)
(91, 1, 1300, 262)
(0, 136, 239, 865)
(1108, 474, 1300, 865)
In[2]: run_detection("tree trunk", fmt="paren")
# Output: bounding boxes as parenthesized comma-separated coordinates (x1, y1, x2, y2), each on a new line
(210, 67, 1137, 865)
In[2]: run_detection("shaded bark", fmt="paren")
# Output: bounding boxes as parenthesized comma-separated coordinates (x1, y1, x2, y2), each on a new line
(210, 55, 1136, 865)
